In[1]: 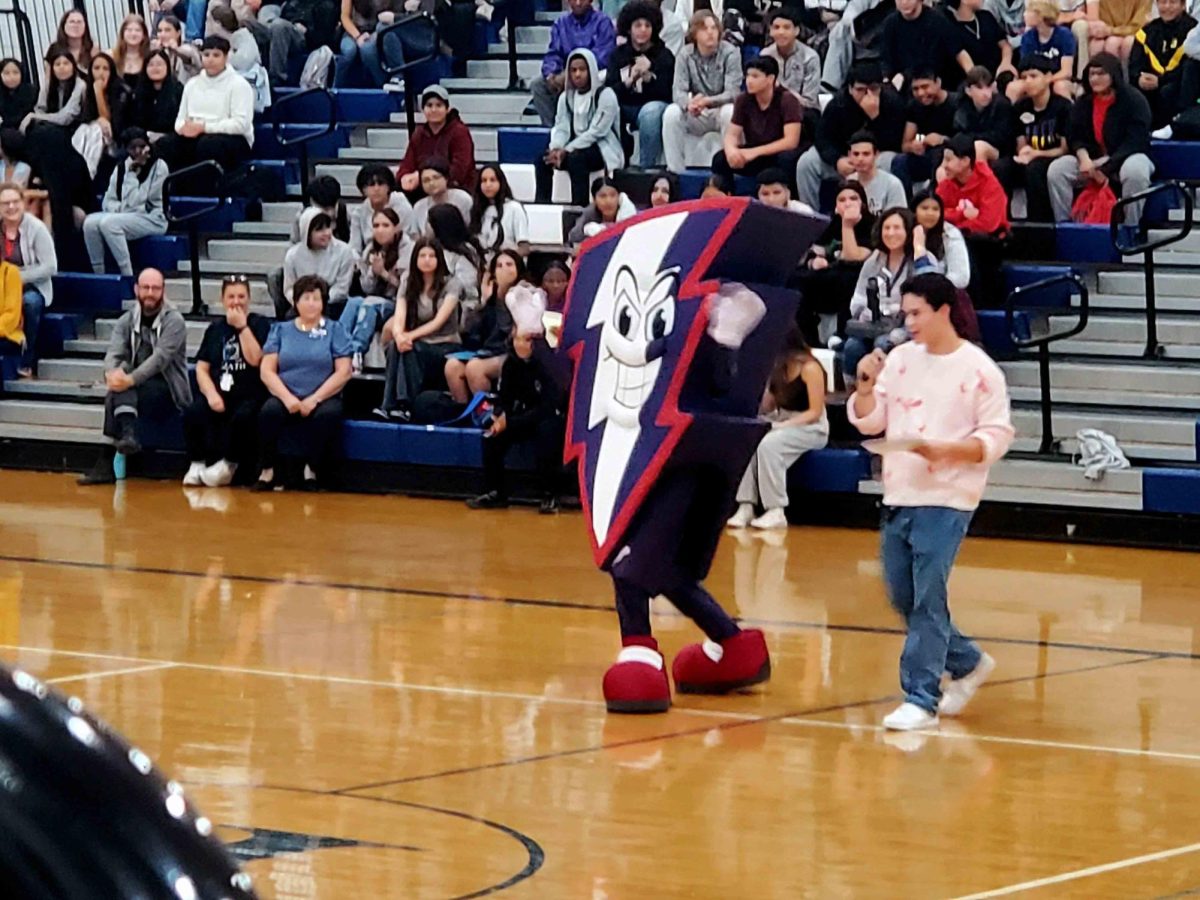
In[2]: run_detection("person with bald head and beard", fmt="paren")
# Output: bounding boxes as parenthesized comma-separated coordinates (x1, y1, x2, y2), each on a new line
(79, 267, 193, 485)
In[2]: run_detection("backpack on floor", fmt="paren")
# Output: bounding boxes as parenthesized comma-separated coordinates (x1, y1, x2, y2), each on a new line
(299, 45, 334, 89)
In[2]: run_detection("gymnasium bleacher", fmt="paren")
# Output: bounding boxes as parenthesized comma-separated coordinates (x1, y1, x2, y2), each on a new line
(1, 0, 1199, 543)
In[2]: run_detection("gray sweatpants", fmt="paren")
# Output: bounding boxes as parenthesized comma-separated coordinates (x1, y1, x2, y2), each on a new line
(1047, 153, 1155, 226)
(736, 413, 830, 510)
(83, 212, 167, 276)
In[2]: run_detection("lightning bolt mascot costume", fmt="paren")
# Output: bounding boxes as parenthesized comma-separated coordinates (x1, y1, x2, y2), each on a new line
(561, 197, 825, 712)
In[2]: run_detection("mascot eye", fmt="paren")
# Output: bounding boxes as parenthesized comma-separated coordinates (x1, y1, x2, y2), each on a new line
(617, 304, 635, 337)
(645, 302, 674, 341)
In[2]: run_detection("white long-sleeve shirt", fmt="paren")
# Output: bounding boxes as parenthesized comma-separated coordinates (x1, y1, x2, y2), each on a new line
(174, 65, 255, 146)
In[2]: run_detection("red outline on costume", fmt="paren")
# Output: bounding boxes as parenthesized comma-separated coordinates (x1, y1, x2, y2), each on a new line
(561, 197, 751, 568)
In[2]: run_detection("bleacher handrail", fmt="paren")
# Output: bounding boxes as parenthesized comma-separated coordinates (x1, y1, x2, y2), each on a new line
(163, 160, 227, 318)
(1110, 180, 1194, 358)
(377, 12, 439, 136)
(1005, 271, 1090, 455)
(269, 86, 336, 196)
(1, 0, 40, 93)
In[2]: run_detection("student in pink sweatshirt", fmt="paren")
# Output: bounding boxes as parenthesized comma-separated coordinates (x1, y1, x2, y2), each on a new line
(848, 272, 1014, 732)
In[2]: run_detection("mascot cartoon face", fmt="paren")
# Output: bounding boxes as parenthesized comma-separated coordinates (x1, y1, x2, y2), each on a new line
(563, 201, 747, 566)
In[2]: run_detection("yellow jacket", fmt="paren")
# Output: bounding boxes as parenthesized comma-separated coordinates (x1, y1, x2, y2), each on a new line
(0, 260, 24, 347)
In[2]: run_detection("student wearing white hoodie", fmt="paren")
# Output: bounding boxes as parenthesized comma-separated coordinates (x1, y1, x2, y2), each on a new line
(537, 48, 623, 206)
(283, 207, 357, 316)
(157, 36, 254, 176)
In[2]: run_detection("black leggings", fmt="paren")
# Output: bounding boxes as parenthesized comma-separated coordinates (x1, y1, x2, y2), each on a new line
(535, 144, 606, 206)
(613, 576, 740, 643)
(256, 395, 344, 473)
(182, 392, 262, 466)
(482, 412, 564, 498)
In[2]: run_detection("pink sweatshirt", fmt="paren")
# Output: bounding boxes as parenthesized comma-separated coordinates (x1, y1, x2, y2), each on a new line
(847, 341, 1015, 511)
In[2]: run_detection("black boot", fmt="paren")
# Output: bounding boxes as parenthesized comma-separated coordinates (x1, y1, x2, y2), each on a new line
(114, 414, 141, 456)
(539, 494, 559, 515)
(78, 448, 116, 486)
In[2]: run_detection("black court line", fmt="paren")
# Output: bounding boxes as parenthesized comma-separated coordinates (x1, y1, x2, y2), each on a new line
(4, 551, 1200, 664)
(329, 653, 1168, 796)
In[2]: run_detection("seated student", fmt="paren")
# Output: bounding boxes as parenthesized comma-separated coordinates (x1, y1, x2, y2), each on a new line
(537, 49, 622, 207)
(1048, 52, 1154, 226)
(727, 326, 829, 531)
(73, 53, 135, 180)
(427, 203, 484, 306)
(48, 8, 98, 72)
(944, 0, 1014, 88)
(662, 11, 741, 174)
(207, 3, 271, 112)
(283, 208, 357, 318)
(530, 0, 617, 126)
(0, 129, 31, 189)
(755, 167, 816, 214)
(712, 56, 803, 185)
(936, 133, 1010, 236)
(266, 0, 336, 86)
(649, 172, 679, 207)
(1013, 1, 1077, 100)
(152, 16, 201, 84)
(78, 268, 192, 485)
(21, 50, 86, 136)
(0, 59, 35, 130)
(82, 129, 169, 276)
(699, 171, 734, 198)
(156, 36, 254, 176)
(911, 190, 971, 289)
(953, 66, 1016, 164)
(892, 67, 959, 193)
(567, 175, 638, 246)
(991, 55, 1071, 222)
(539, 258, 571, 311)
(446, 248, 526, 402)
(761, 10, 821, 129)
(607, 0, 675, 169)
(795, 180, 876, 345)
(0, 184, 57, 378)
(466, 285, 567, 513)
(840, 206, 943, 378)
(134, 49, 184, 142)
(288, 175, 351, 245)
(0, 257, 22, 358)
(406, 159, 474, 237)
(794, 62, 907, 211)
(375, 237, 465, 421)
(183, 275, 272, 487)
(255, 274, 353, 492)
(1129, 0, 1196, 128)
(112, 14, 150, 89)
(1075, 0, 1151, 72)
(335, 0, 403, 88)
(340, 206, 410, 372)
(845, 130, 908, 213)
(349, 163, 413, 258)
(470, 164, 529, 257)
(880, 0, 974, 92)
(396, 85, 477, 197)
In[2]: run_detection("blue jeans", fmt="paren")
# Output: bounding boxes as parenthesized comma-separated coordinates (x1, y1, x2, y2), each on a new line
(336, 32, 393, 87)
(185, 0, 208, 41)
(20, 287, 44, 371)
(880, 506, 981, 714)
(339, 297, 395, 353)
(635, 101, 667, 168)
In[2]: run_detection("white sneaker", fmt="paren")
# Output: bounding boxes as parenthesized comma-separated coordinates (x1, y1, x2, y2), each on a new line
(882, 702, 939, 731)
(201, 459, 237, 487)
(726, 503, 754, 528)
(750, 507, 788, 530)
(1152, 124, 1174, 140)
(939, 652, 996, 717)
(182, 461, 205, 486)
(383, 77, 406, 94)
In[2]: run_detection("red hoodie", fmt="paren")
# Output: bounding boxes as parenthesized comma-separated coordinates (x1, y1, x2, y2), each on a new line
(395, 109, 478, 191)
(937, 161, 1010, 237)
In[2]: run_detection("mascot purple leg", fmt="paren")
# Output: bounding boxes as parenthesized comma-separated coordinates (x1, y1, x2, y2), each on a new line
(561, 199, 825, 713)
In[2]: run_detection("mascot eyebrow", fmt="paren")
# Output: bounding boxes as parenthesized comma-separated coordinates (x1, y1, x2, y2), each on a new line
(610, 265, 680, 347)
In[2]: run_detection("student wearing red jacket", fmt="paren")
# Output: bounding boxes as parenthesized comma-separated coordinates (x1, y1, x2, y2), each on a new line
(936, 134, 1010, 236)
(395, 85, 477, 197)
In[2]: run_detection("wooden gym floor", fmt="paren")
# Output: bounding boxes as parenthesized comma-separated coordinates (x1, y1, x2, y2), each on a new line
(3, 470, 1200, 898)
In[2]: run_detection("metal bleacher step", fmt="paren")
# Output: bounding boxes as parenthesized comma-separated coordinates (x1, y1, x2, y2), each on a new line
(0, 422, 105, 444)
(1098, 270, 1200, 296)
(1001, 358, 1200, 411)
(1010, 405, 1197, 461)
(263, 201, 302, 223)
(205, 239, 289, 266)
(1081, 293, 1200, 312)
(1049, 339, 1200, 360)
(442, 77, 515, 92)
(466, 58, 541, 80)
(433, 92, 534, 115)
(398, 110, 541, 127)
(232, 221, 293, 238)
(178, 257, 279, 277)
(161, 279, 273, 309)
(94, 318, 213, 344)
(485, 42, 547, 58)
(514, 24, 551, 43)
(36, 358, 108, 383)
(858, 457, 1145, 510)
(1146, 229, 1200, 254)
(361, 127, 499, 153)
(0, 400, 103, 430)
(0, 379, 108, 402)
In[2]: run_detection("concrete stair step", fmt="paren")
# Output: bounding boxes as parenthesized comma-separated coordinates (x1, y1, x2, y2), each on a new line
(232, 221, 293, 237)
(262, 201, 302, 223)
(396, 110, 540, 126)
(1000, 358, 1200, 393)
(984, 457, 1143, 493)
(95, 318, 214, 342)
(1147, 229, 1200, 253)
(858, 477, 1144, 510)
(164, 278, 271, 306)
(65, 335, 205, 357)
(365, 127, 499, 151)
(442, 77, 512, 92)
(1080, 292, 1200, 312)
(1, 379, 109, 401)
(1011, 435, 1193, 461)
(1062, 314, 1200, 344)
(485, 42, 546, 57)
(1008, 384, 1200, 410)
(1098, 270, 1200, 297)
(0, 400, 103, 429)
(535, 10, 562, 21)
(205, 239, 289, 265)
(514, 25, 551, 42)
(35, 358, 107, 383)
(0, 422, 105, 444)
(466, 58, 541, 79)
(178, 258, 279, 276)
(441, 92, 534, 114)
(1050, 338, 1200, 359)
(1011, 406, 1196, 455)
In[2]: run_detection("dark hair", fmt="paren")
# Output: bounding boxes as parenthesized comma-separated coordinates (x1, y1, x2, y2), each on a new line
(745, 55, 779, 79)
(119, 125, 148, 146)
(201, 36, 231, 54)
(486, 248, 528, 307)
(651, 173, 679, 203)
(53, 8, 95, 64)
(356, 162, 396, 193)
(83, 53, 129, 125)
(0, 58, 27, 88)
(419, 157, 451, 179)
(0, 127, 25, 162)
(540, 258, 570, 286)
(872, 206, 916, 259)
(469, 164, 516, 250)
(768, 8, 800, 27)
(848, 129, 877, 149)
(755, 167, 788, 189)
(428, 203, 484, 272)
(307, 174, 342, 209)
(590, 175, 618, 198)
(770, 324, 816, 397)
(900, 272, 957, 311)
(702, 172, 734, 195)
(910, 189, 945, 259)
(964, 65, 994, 88)
(848, 61, 883, 88)
(1018, 53, 1057, 74)
(945, 133, 976, 164)
(291, 274, 329, 310)
(210, 4, 238, 31)
(404, 237, 451, 329)
(159, 15, 183, 36)
(369, 206, 403, 273)
(617, 1, 663, 40)
(909, 65, 939, 84)
(44, 50, 80, 115)
(1085, 52, 1123, 92)
(306, 212, 335, 246)
(141, 48, 174, 84)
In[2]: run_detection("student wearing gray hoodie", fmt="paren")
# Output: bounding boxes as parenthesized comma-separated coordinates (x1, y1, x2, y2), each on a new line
(82, 128, 170, 276)
(282, 207, 357, 316)
(536, 48, 623, 206)
(662, 11, 741, 173)
(0, 183, 57, 377)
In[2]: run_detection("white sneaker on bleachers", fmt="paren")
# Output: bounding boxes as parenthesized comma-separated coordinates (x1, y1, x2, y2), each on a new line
(183, 462, 205, 486)
(939, 653, 996, 717)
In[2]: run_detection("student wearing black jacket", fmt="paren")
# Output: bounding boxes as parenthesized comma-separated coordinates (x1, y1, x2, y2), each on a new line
(953, 66, 1016, 162)
(1130, 0, 1196, 127)
(606, 0, 675, 168)
(1048, 52, 1154, 225)
(0, 59, 35, 129)
(794, 60, 906, 210)
(134, 50, 183, 142)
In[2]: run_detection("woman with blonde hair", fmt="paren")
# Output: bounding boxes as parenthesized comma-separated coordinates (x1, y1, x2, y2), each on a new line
(112, 14, 150, 88)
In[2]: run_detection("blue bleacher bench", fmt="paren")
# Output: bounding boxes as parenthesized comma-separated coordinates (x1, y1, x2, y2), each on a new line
(52, 274, 129, 313)
(1142, 465, 1200, 514)
(498, 127, 552, 165)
